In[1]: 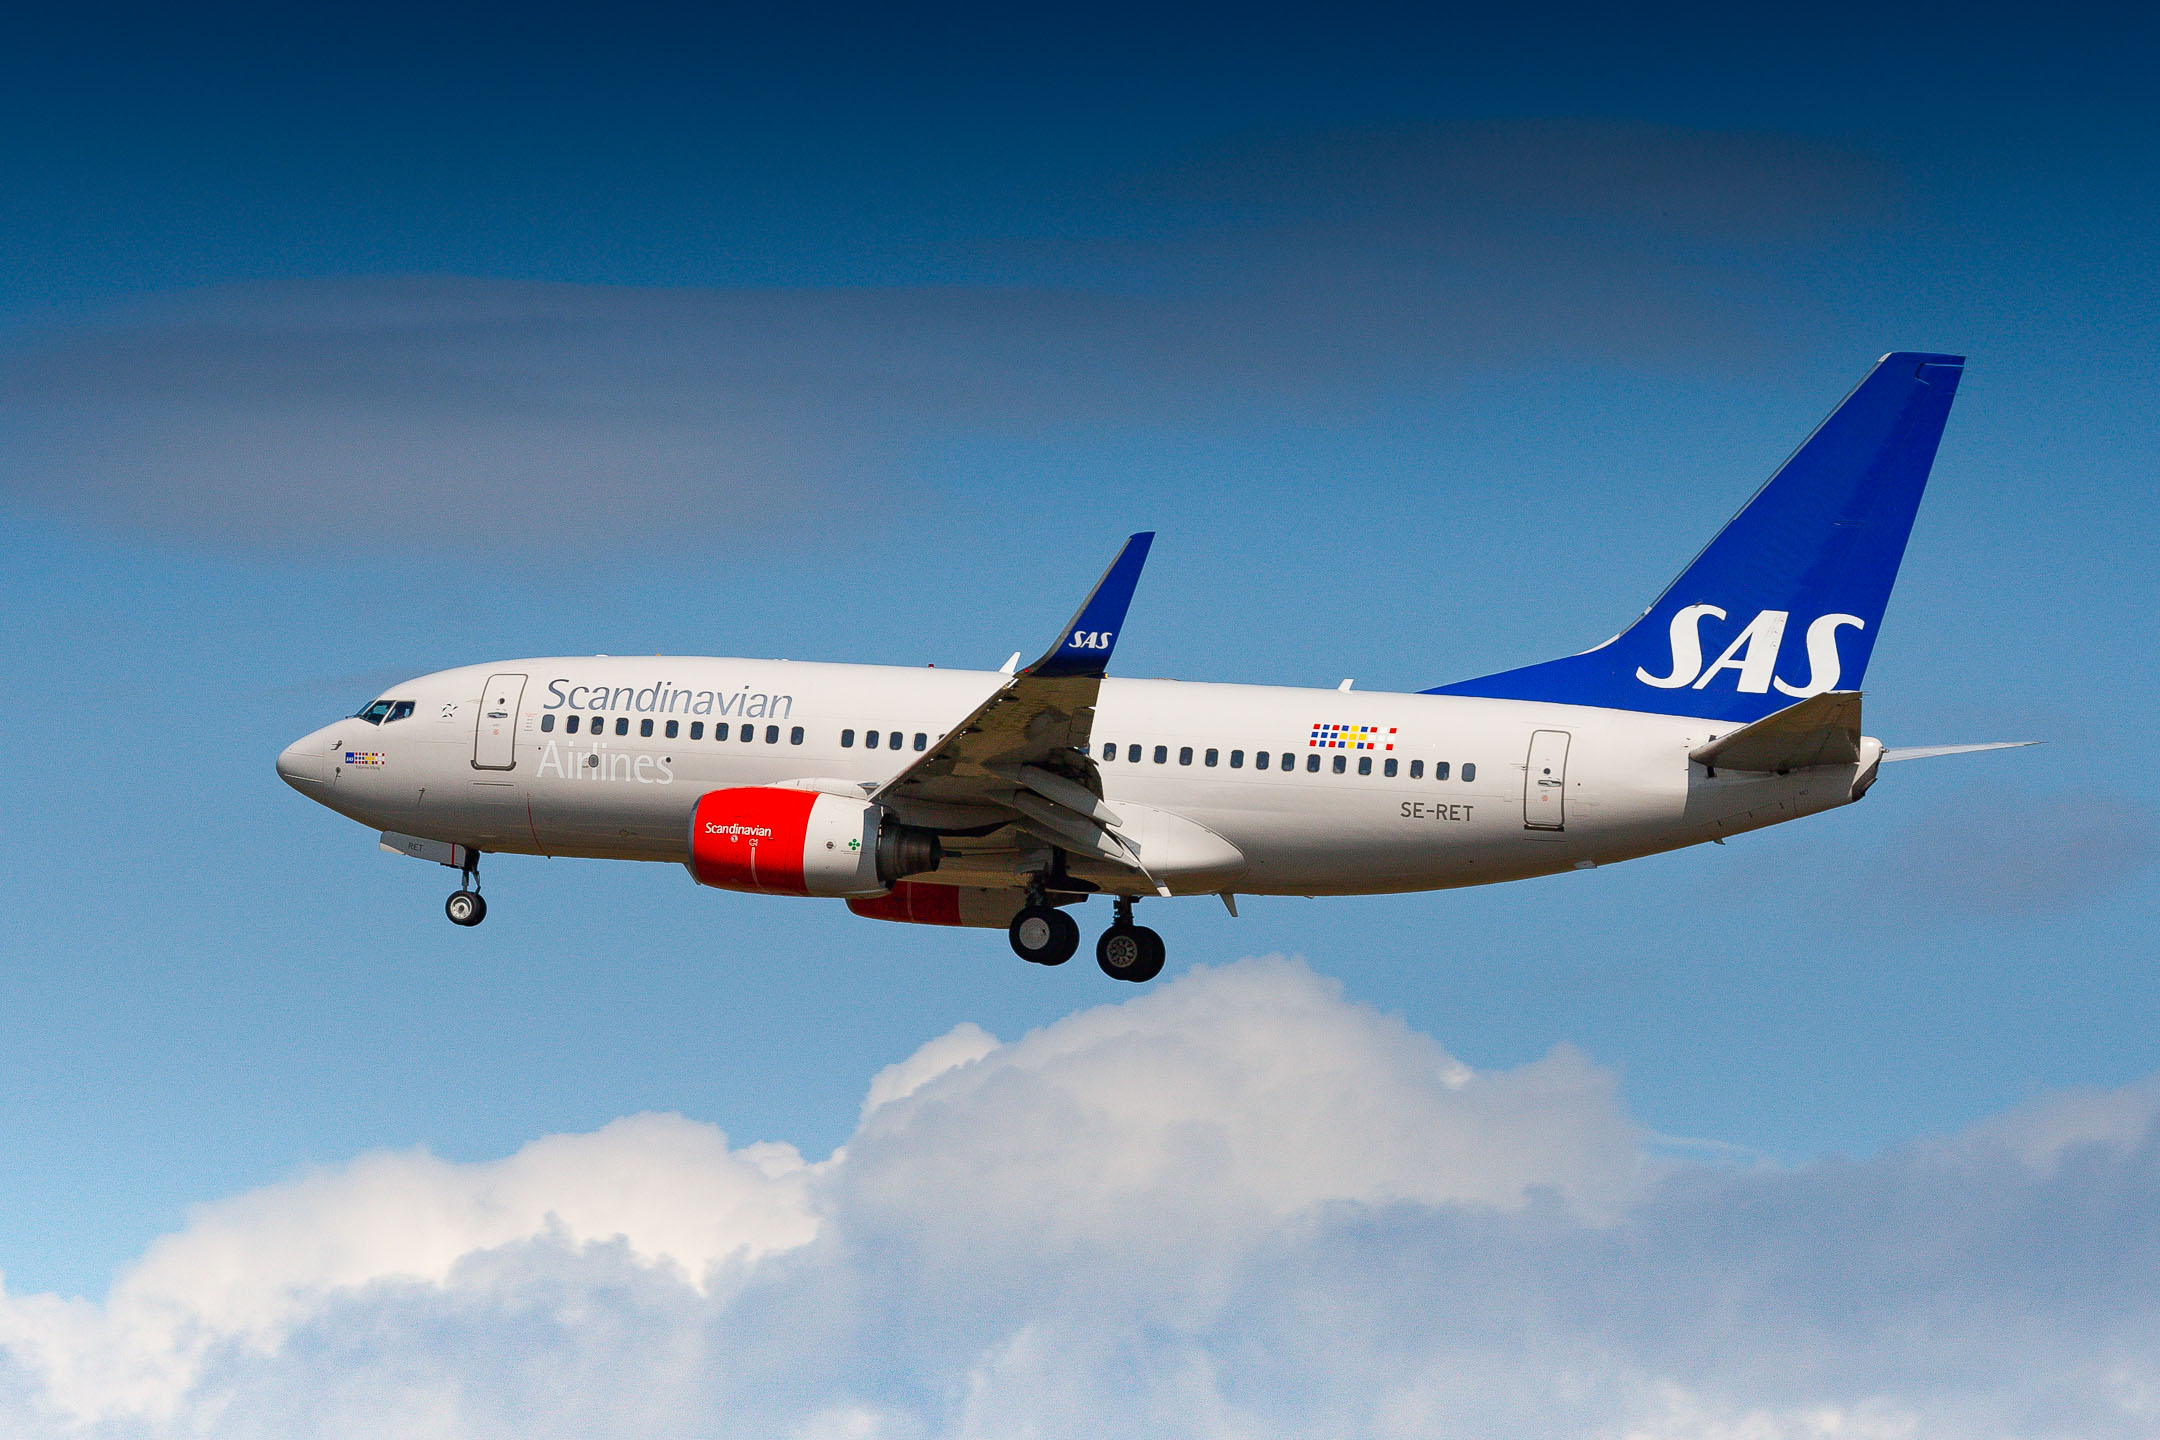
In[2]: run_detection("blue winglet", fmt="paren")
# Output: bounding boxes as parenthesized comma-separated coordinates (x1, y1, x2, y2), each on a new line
(1027, 532, 1155, 679)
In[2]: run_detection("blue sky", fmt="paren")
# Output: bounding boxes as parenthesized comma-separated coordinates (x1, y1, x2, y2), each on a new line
(1, 3, 2156, 1433)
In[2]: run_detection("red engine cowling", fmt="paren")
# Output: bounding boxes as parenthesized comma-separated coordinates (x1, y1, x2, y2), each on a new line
(686, 787, 941, 897)
(848, 882, 1030, 929)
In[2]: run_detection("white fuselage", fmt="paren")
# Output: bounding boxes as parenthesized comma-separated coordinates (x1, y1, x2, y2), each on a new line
(278, 657, 1870, 897)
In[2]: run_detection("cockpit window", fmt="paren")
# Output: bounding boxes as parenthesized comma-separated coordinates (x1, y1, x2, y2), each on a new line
(356, 700, 394, 725)
(386, 701, 416, 723)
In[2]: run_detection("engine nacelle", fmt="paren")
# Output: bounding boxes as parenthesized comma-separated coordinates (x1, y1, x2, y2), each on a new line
(686, 787, 941, 897)
(847, 882, 1031, 929)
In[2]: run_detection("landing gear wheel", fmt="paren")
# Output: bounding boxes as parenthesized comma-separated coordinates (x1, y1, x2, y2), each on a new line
(1009, 905, 1079, 965)
(1096, 924, 1164, 982)
(446, 890, 487, 927)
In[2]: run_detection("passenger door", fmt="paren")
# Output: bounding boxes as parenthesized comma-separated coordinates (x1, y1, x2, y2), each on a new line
(1524, 729, 1570, 831)
(473, 674, 527, 770)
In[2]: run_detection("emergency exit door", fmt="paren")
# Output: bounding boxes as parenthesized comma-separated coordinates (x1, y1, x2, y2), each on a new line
(473, 673, 527, 770)
(1524, 729, 1570, 830)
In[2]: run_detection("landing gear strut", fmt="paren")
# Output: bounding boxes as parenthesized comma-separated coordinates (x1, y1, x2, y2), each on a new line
(1096, 895, 1164, 982)
(445, 850, 487, 927)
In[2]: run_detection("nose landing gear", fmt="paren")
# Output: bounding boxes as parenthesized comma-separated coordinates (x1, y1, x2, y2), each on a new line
(445, 851, 487, 927)
(1096, 895, 1164, 983)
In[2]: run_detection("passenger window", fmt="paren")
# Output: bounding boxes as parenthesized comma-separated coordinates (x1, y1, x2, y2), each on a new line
(792, 726, 806, 745)
(541, 714, 556, 733)
(1101, 742, 1115, 761)
(888, 731, 902, 750)
(1384, 758, 1397, 778)
(691, 722, 704, 740)
(1306, 754, 1320, 773)
(1127, 744, 1141, 763)
(741, 725, 755, 743)
(1230, 749, 1244, 769)
(640, 718, 654, 738)
(1434, 761, 1450, 781)
(1281, 753, 1295, 771)
(1179, 746, 1193, 766)
(387, 701, 415, 723)
(1205, 748, 1218, 767)
(913, 733, 926, 751)
(1254, 751, 1269, 770)
(714, 723, 729, 741)
(765, 725, 780, 744)
(1409, 759, 1423, 779)
(665, 720, 679, 739)
(566, 714, 581, 734)
(1333, 755, 1347, 774)
(842, 729, 856, 748)
(1153, 745, 1168, 764)
(1462, 762, 1477, 782)
(615, 717, 629, 736)
(1358, 756, 1372, 776)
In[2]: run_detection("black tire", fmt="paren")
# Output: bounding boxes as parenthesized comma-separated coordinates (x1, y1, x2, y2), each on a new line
(1097, 924, 1163, 981)
(1128, 925, 1165, 982)
(446, 890, 486, 927)
(1009, 905, 1077, 965)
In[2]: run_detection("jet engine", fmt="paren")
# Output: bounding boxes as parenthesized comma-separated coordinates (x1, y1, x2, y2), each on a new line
(686, 786, 941, 897)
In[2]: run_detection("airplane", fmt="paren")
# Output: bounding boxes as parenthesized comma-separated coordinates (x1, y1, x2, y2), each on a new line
(278, 352, 2026, 981)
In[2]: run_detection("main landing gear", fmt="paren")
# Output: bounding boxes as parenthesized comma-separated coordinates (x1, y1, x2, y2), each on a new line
(1095, 895, 1164, 983)
(445, 850, 487, 927)
(1009, 888, 1165, 981)
(1008, 884, 1080, 966)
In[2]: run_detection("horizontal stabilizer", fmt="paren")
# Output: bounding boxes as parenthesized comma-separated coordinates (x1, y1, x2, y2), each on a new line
(1882, 741, 2038, 762)
(1689, 691, 1861, 773)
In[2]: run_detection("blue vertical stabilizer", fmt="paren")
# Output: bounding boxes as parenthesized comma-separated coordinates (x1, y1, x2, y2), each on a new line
(1426, 352, 1965, 723)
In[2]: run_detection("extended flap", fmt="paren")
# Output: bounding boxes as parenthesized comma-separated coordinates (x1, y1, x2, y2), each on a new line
(1689, 691, 1862, 773)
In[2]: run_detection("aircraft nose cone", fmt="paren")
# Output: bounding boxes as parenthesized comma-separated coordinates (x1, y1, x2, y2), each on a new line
(277, 734, 325, 788)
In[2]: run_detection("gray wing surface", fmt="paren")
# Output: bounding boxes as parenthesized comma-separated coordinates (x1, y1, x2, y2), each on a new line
(869, 534, 1164, 888)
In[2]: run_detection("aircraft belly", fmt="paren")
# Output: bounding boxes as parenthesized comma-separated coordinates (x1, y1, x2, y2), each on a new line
(1168, 786, 1512, 896)
(1681, 765, 1856, 839)
(1153, 746, 1700, 896)
(525, 767, 692, 857)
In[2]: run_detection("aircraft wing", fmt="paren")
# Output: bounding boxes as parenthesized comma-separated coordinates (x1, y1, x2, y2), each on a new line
(869, 533, 1162, 885)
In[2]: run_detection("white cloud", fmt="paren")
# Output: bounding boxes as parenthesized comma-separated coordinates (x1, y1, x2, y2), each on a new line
(1937, 1071, 2160, 1175)
(3, 955, 2157, 1439)
(0, 1113, 820, 1427)
(860, 1021, 998, 1122)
